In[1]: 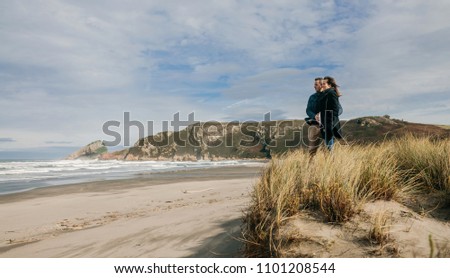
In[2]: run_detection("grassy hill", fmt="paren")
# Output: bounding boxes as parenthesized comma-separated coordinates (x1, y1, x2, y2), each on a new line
(342, 116, 450, 143)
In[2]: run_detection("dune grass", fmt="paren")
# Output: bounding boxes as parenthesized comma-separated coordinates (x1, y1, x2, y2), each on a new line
(242, 136, 450, 257)
(391, 135, 450, 192)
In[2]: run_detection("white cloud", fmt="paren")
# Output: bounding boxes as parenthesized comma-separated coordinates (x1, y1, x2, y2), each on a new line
(333, 0, 450, 121)
(1, 0, 449, 156)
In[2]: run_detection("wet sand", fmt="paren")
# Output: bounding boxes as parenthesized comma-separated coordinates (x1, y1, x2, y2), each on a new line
(0, 165, 265, 257)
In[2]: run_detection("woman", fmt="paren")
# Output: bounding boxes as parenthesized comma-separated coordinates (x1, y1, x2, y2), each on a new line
(316, 76, 343, 151)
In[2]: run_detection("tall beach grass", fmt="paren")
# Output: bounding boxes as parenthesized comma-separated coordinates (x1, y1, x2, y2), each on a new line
(243, 136, 450, 257)
(391, 135, 450, 192)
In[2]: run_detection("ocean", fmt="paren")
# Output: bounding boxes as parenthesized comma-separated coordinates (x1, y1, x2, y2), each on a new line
(0, 159, 265, 195)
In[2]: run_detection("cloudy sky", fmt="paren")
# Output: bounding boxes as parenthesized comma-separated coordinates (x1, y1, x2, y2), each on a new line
(1, 0, 449, 158)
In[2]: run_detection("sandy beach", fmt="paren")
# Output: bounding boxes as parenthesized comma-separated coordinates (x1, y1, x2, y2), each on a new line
(0, 166, 264, 258)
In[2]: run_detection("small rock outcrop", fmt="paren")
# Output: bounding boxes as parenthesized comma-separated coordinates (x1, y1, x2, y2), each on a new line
(66, 140, 108, 160)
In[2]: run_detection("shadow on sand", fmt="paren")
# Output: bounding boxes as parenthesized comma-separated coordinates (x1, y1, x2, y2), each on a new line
(186, 217, 244, 258)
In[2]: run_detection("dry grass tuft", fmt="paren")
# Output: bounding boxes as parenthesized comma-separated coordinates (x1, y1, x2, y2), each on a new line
(369, 211, 391, 245)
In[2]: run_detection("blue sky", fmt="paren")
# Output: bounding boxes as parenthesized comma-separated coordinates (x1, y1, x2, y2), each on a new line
(1, 0, 450, 158)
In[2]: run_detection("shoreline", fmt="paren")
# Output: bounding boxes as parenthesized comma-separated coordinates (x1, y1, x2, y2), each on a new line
(0, 165, 266, 204)
(0, 165, 265, 257)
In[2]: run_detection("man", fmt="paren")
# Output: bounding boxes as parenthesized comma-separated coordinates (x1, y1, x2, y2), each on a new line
(305, 77, 323, 156)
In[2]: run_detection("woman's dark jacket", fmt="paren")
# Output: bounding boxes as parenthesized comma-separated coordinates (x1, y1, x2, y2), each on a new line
(316, 88, 343, 140)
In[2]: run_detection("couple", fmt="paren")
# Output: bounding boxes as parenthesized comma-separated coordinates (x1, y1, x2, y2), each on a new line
(305, 76, 343, 156)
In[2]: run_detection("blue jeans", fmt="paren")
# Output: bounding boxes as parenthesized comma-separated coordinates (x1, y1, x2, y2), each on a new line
(325, 136, 334, 151)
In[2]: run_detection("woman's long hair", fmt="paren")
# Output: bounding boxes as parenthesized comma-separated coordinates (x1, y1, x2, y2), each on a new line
(324, 76, 342, 97)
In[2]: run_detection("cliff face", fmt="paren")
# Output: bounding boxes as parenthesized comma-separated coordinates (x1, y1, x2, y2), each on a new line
(66, 140, 108, 160)
(69, 116, 450, 161)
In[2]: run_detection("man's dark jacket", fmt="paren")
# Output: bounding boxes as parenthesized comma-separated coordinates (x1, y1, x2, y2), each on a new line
(305, 92, 320, 125)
